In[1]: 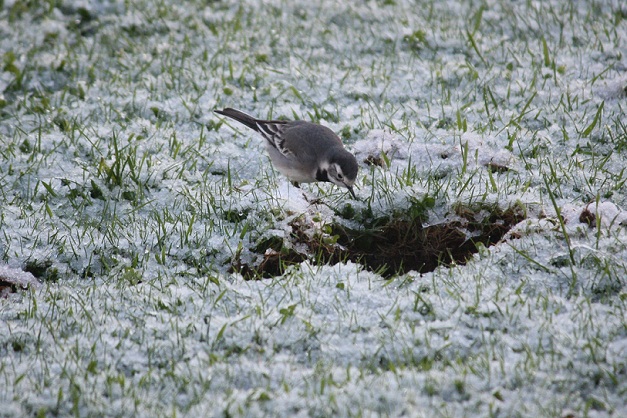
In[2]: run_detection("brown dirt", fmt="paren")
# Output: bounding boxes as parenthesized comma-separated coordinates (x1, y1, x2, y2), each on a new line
(230, 203, 526, 279)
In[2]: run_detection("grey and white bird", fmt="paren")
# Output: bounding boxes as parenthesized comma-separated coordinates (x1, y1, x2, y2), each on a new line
(214, 108, 358, 199)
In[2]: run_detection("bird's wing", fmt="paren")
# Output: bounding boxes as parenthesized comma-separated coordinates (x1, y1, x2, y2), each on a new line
(255, 121, 295, 158)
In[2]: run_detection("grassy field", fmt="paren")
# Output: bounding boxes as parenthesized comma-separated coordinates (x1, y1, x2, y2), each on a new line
(1, 0, 626, 416)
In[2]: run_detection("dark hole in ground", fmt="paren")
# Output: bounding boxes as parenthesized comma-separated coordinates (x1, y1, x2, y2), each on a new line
(230, 203, 526, 279)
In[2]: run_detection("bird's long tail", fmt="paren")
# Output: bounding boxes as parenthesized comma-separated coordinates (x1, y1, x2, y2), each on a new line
(214, 108, 260, 132)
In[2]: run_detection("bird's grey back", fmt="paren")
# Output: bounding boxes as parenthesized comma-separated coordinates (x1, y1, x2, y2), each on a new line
(281, 121, 344, 158)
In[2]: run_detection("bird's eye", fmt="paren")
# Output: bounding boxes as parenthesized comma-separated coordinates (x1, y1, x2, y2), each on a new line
(337, 173, 343, 180)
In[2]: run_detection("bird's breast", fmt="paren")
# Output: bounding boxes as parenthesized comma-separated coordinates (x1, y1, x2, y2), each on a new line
(315, 168, 328, 182)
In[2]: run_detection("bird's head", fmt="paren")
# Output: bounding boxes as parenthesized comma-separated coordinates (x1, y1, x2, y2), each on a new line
(324, 150, 359, 199)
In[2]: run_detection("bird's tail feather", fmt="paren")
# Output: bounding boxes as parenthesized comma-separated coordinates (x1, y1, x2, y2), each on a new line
(214, 108, 260, 132)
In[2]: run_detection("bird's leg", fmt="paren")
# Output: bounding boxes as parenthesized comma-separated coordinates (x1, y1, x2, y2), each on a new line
(291, 181, 301, 188)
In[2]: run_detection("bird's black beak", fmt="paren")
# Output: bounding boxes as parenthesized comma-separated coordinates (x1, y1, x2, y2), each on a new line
(346, 185, 357, 199)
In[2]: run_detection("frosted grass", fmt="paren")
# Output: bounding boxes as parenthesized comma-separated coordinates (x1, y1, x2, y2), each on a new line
(1, 0, 626, 416)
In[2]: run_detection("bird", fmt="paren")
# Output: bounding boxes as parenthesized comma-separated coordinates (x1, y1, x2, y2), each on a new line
(214, 108, 358, 199)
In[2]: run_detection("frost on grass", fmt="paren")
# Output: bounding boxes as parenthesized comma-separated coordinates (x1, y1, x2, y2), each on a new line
(1, 0, 627, 417)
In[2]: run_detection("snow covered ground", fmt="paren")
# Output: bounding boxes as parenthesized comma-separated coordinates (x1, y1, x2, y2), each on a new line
(1, 0, 626, 416)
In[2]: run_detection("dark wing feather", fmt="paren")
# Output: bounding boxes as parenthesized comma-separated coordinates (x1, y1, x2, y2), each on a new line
(215, 108, 291, 155)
